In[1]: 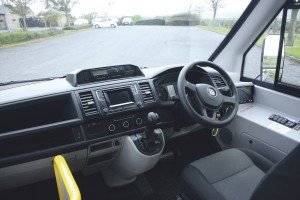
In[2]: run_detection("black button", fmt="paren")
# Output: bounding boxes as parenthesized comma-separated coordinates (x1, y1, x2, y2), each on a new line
(280, 118, 288, 124)
(273, 115, 280, 121)
(114, 140, 120, 146)
(269, 114, 276, 120)
(277, 117, 284, 123)
(285, 121, 296, 128)
(294, 124, 300, 131)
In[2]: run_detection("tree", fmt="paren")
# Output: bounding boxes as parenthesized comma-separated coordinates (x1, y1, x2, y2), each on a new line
(132, 15, 141, 22)
(187, 2, 193, 15)
(207, 0, 223, 27)
(6, 0, 35, 30)
(82, 12, 98, 23)
(39, 10, 61, 28)
(287, 9, 299, 47)
(45, 0, 78, 27)
(194, 6, 203, 18)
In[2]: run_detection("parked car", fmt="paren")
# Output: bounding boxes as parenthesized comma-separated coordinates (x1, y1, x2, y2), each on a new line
(122, 17, 133, 25)
(92, 18, 117, 28)
(74, 18, 89, 25)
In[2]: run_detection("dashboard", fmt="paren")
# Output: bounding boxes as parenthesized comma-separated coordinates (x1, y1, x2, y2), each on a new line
(153, 67, 232, 103)
(0, 64, 253, 190)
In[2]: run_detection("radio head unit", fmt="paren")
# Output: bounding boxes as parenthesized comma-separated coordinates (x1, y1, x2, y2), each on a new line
(97, 84, 143, 114)
(104, 88, 135, 107)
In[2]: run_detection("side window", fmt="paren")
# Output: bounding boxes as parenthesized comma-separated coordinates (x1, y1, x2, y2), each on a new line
(242, 3, 300, 96)
(243, 12, 283, 83)
(281, 9, 300, 86)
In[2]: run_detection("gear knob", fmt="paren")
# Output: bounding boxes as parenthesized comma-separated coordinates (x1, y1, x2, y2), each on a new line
(147, 112, 160, 126)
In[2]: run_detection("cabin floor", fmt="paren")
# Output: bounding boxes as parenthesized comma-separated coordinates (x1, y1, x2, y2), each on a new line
(0, 128, 220, 200)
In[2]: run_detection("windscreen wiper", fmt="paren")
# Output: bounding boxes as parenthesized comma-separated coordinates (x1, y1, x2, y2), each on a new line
(0, 76, 66, 86)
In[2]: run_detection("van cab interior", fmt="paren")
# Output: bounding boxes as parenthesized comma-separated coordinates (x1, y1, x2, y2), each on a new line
(0, 0, 300, 199)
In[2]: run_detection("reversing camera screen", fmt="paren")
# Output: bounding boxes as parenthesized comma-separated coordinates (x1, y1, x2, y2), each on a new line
(237, 86, 253, 103)
(107, 88, 134, 106)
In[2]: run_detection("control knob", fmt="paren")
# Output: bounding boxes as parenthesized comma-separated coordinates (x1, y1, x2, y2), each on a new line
(136, 118, 143, 125)
(123, 121, 129, 128)
(108, 124, 116, 132)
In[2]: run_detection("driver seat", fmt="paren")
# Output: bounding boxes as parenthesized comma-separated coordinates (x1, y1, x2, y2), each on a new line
(181, 146, 300, 200)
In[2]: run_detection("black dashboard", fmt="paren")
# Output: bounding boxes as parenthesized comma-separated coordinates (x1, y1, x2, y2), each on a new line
(0, 64, 252, 169)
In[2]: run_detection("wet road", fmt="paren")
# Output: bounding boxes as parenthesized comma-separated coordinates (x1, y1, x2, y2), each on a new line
(0, 26, 299, 86)
(0, 26, 224, 82)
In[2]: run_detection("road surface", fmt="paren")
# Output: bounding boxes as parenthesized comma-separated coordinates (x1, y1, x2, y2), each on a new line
(0, 26, 223, 82)
(0, 26, 299, 86)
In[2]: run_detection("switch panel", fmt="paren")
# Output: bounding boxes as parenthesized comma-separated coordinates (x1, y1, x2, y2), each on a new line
(269, 114, 299, 130)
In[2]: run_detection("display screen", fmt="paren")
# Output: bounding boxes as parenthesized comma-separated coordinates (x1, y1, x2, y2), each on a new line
(92, 69, 108, 77)
(106, 88, 134, 106)
(237, 86, 254, 104)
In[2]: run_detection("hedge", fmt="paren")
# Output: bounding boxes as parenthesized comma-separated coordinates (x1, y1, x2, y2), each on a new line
(166, 14, 200, 26)
(0, 29, 64, 46)
(135, 19, 165, 26)
(62, 24, 91, 30)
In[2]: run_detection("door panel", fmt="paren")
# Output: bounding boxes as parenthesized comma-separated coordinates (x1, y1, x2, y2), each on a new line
(216, 85, 300, 162)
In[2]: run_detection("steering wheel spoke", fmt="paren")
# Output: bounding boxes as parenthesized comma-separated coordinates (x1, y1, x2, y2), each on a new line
(210, 109, 218, 120)
(200, 106, 208, 117)
(184, 80, 196, 92)
(223, 96, 236, 105)
(200, 107, 217, 120)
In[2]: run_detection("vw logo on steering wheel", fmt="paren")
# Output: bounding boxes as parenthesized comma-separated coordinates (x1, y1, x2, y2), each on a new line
(207, 87, 217, 97)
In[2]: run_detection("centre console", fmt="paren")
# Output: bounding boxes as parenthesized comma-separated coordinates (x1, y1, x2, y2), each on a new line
(82, 111, 148, 140)
(102, 112, 165, 187)
(77, 78, 157, 140)
(96, 84, 143, 115)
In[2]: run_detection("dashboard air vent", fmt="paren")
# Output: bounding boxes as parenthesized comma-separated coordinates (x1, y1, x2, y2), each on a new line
(139, 82, 155, 104)
(211, 75, 226, 88)
(79, 91, 99, 116)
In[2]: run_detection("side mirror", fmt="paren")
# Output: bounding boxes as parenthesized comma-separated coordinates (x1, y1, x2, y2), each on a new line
(260, 34, 285, 81)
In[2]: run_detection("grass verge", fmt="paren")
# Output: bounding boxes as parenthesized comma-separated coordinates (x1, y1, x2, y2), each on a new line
(0, 25, 91, 48)
(200, 25, 300, 59)
(285, 35, 300, 59)
(199, 26, 230, 35)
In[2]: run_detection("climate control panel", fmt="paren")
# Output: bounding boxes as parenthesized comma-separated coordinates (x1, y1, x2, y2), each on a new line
(83, 111, 148, 139)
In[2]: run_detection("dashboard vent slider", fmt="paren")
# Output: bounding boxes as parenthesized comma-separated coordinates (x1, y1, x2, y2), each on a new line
(79, 91, 99, 116)
(139, 82, 155, 104)
(211, 75, 226, 88)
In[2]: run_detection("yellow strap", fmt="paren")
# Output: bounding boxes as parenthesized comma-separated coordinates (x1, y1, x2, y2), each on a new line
(212, 128, 219, 137)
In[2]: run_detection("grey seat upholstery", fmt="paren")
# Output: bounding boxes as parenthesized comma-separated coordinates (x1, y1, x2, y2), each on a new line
(181, 146, 300, 200)
(181, 149, 272, 200)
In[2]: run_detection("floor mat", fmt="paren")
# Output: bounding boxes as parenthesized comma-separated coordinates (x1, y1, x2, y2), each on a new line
(145, 160, 182, 200)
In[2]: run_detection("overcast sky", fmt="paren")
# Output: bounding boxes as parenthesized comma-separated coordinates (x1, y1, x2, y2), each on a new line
(31, 0, 251, 19)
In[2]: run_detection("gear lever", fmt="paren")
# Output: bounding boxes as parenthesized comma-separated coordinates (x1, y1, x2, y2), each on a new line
(131, 112, 163, 155)
(143, 112, 160, 140)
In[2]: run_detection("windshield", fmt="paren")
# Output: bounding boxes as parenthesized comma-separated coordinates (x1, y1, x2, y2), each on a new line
(0, 0, 250, 82)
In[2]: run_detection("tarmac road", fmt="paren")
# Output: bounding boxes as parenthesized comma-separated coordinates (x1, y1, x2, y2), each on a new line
(0, 26, 299, 86)
(0, 26, 223, 82)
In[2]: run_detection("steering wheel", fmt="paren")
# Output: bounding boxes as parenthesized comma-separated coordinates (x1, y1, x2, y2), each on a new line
(177, 61, 239, 128)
